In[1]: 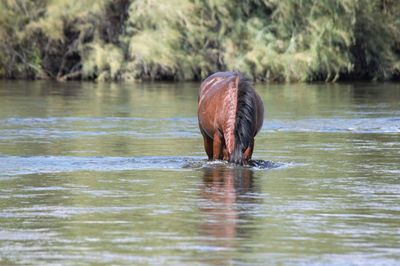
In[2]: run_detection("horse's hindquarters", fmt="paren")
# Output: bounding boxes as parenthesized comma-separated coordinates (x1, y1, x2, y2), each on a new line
(198, 71, 264, 164)
(198, 76, 237, 141)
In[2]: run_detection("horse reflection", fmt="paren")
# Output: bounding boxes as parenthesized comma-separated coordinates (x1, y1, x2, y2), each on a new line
(199, 165, 258, 257)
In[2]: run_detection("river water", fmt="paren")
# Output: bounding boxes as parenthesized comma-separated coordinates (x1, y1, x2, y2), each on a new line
(0, 81, 399, 265)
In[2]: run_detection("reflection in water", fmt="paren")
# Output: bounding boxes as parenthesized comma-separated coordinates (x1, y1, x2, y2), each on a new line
(199, 165, 259, 264)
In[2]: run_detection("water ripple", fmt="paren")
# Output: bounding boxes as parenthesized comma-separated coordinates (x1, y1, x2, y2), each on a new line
(0, 116, 399, 143)
(265, 117, 400, 133)
(0, 156, 287, 177)
(0, 117, 199, 140)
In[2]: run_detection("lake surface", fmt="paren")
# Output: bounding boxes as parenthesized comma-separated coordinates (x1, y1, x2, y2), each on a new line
(0, 80, 399, 265)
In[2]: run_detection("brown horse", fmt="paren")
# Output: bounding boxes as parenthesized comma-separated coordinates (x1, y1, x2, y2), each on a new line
(198, 72, 264, 165)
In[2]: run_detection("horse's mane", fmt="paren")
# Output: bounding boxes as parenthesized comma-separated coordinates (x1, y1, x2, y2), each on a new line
(230, 73, 256, 165)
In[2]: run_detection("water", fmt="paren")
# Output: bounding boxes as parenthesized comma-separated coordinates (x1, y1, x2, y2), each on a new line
(0, 80, 399, 265)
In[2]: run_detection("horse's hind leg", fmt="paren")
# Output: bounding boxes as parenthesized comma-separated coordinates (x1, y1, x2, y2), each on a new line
(201, 129, 213, 160)
(222, 146, 229, 161)
(243, 139, 254, 164)
(213, 131, 224, 160)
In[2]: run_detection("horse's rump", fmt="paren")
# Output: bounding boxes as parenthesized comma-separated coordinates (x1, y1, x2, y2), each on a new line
(198, 71, 263, 164)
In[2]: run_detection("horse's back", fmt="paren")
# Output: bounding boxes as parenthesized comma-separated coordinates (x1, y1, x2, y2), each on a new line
(198, 71, 264, 134)
(199, 72, 238, 98)
(198, 72, 239, 139)
(198, 72, 239, 111)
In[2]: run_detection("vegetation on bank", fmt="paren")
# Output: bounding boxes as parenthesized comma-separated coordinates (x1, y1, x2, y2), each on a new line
(0, 0, 399, 82)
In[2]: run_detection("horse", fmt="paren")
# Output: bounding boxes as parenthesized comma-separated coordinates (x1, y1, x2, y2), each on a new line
(198, 72, 264, 165)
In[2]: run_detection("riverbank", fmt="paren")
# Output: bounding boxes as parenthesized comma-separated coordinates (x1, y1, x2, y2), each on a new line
(1, 1, 399, 82)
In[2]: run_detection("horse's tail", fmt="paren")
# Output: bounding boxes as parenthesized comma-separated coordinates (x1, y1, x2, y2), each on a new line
(230, 74, 256, 165)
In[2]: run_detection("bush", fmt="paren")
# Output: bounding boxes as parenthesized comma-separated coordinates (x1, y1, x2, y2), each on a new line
(0, 0, 399, 82)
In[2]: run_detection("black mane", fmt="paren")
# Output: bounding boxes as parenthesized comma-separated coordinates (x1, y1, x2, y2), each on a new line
(230, 73, 256, 165)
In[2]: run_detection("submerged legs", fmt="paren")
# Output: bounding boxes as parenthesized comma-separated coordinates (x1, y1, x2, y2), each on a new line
(212, 131, 223, 160)
(200, 128, 213, 160)
(200, 129, 227, 161)
(201, 129, 255, 164)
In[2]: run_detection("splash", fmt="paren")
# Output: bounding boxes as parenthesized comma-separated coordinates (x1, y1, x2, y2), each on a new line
(0, 156, 288, 177)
